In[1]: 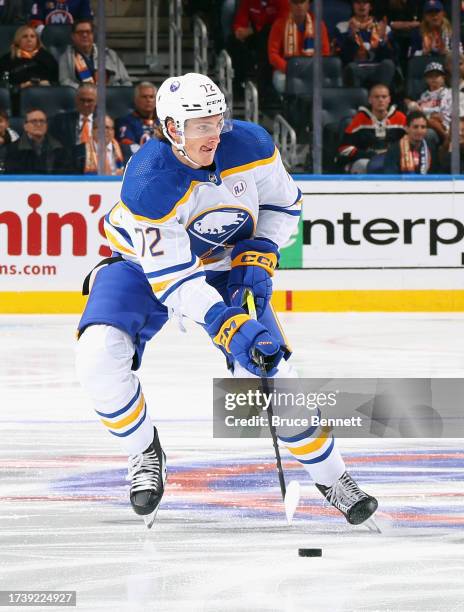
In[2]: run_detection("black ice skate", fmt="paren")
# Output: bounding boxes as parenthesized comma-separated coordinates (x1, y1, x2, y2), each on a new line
(316, 472, 378, 526)
(127, 427, 167, 529)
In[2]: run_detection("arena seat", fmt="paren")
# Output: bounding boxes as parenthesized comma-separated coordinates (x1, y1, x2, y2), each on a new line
(19, 86, 76, 117)
(0, 25, 18, 56)
(286, 56, 344, 96)
(41, 24, 72, 60)
(406, 55, 446, 99)
(0, 87, 11, 115)
(322, 87, 368, 123)
(106, 87, 134, 120)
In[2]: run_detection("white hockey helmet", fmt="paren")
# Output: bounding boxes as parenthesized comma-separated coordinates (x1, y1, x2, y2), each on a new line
(156, 73, 231, 148)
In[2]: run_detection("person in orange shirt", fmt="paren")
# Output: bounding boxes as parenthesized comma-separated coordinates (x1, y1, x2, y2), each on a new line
(268, 0, 330, 94)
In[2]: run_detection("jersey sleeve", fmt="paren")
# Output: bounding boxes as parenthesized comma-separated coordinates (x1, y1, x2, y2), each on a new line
(107, 173, 224, 323)
(252, 129, 302, 247)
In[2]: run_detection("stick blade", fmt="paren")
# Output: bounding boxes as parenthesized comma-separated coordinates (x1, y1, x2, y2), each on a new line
(284, 480, 301, 524)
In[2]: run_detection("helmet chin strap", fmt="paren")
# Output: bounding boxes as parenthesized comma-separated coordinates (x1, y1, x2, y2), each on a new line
(164, 127, 203, 169)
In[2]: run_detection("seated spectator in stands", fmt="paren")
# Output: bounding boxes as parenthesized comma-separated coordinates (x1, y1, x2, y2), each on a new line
(4, 107, 75, 173)
(374, 1, 422, 72)
(48, 81, 96, 148)
(268, 0, 331, 95)
(0, 0, 26, 24)
(405, 62, 451, 140)
(0, 109, 19, 171)
(444, 52, 464, 116)
(116, 81, 157, 152)
(59, 19, 131, 89)
(228, 0, 287, 97)
(338, 82, 406, 173)
(333, 0, 396, 87)
(77, 114, 131, 175)
(409, 1, 453, 58)
(29, 0, 93, 30)
(0, 24, 58, 115)
(383, 110, 436, 173)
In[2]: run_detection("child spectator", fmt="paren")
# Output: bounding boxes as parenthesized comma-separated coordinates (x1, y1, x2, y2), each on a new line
(116, 82, 157, 152)
(59, 19, 131, 89)
(406, 62, 451, 141)
(383, 110, 436, 173)
(0, 24, 58, 115)
(268, 0, 330, 94)
(338, 82, 406, 173)
(333, 0, 396, 87)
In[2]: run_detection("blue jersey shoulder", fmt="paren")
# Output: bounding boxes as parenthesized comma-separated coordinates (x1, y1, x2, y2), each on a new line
(218, 120, 275, 173)
(120, 139, 192, 222)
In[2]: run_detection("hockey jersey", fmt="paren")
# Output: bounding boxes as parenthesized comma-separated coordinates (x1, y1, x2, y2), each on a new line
(29, 0, 93, 25)
(104, 120, 301, 324)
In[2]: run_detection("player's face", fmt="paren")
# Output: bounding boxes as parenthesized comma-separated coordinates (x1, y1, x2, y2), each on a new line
(183, 115, 223, 166)
(407, 118, 427, 144)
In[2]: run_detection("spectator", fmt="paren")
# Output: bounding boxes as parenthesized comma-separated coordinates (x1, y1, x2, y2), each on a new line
(409, 1, 453, 57)
(77, 114, 131, 175)
(116, 81, 157, 152)
(0, 0, 26, 24)
(4, 107, 75, 173)
(444, 52, 464, 116)
(383, 110, 436, 173)
(48, 81, 96, 148)
(333, 0, 396, 87)
(29, 0, 93, 29)
(227, 0, 287, 97)
(268, 0, 331, 95)
(59, 19, 131, 89)
(438, 111, 464, 173)
(405, 62, 451, 140)
(0, 24, 58, 115)
(0, 108, 19, 171)
(338, 82, 406, 173)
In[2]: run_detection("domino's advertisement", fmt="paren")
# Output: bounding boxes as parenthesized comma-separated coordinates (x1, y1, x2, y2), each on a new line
(0, 178, 463, 291)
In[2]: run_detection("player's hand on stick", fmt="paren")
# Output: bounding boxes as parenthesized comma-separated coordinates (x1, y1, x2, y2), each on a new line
(227, 238, 279, 319)
(205, 304, 284, 376)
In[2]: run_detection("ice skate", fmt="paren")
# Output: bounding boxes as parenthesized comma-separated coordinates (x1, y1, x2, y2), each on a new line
(127, 426, 166, 528)
(316, 471, 378, 526)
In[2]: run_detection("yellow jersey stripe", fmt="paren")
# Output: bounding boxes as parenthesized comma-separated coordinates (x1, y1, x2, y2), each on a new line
(220, 147, 278, 179)
(286, 427, 331, 456)
(119, 181, 199, 224)
(101, 394, 145, 430)
(105, 227, 136, 256)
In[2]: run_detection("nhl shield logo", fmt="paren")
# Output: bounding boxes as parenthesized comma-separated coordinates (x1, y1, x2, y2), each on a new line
(187, 206, 254, 259)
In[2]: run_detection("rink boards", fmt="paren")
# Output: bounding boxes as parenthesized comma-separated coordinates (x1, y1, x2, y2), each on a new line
(0, 175, 464, 313)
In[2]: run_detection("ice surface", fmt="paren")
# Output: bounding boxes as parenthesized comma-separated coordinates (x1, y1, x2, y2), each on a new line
(0, 314, 463, 611)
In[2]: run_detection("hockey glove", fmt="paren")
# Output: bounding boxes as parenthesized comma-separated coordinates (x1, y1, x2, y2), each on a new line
(205, 303, 284, 376)
(227, 238, 279, 318)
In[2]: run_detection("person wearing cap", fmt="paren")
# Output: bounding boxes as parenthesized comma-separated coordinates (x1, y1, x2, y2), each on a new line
(333, 0, 396, 88)
(409, 1, 454, 57)
(383, 110, 437, 174)
(406, 61, 451, 140)
(267, 0, 331, 95)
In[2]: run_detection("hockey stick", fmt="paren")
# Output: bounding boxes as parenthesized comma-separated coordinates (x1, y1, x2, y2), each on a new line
(244, 289, 300, 524)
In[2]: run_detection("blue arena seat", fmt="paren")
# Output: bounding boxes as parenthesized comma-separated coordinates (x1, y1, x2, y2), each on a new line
(286, 57, 344, 96)
(41, 24, 72, 60)
(0, 25, 18, 57)
(19, 86, 76, 117)
(0, 87, 11, 115)
(106, 87, 134, 120)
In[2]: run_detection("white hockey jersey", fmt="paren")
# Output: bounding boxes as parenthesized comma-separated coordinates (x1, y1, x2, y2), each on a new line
(104, 120, 302, 323)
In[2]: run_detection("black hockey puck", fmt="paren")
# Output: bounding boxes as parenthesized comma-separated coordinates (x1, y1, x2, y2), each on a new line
(298, 548, 322, 557)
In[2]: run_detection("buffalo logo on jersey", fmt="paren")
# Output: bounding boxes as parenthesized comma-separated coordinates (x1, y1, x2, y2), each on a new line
(187, 206, 255, 261)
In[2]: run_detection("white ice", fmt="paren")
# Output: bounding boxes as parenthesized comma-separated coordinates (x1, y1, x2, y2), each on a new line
(0, 313, 463, 612)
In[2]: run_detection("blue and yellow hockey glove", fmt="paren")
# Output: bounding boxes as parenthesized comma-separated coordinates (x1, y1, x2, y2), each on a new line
(227, 238, 279, 319)
(205, 303, 284, 376)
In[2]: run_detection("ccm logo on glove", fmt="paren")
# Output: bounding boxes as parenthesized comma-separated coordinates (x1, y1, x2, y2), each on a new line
(231, 251, 278, 275)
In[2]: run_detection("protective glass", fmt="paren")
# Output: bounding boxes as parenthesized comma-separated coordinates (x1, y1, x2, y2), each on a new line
(182, 111, 233, 139)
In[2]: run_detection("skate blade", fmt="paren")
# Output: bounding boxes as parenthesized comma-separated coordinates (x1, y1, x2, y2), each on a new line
(143, 507, 159, 529)
(285, 480, 301, 525)
(364, 517, 381, 534)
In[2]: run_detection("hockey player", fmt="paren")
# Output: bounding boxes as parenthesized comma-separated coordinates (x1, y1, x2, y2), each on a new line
(75, 72, 378, 527)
